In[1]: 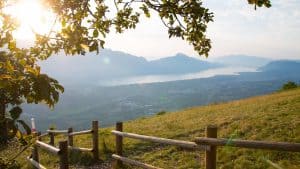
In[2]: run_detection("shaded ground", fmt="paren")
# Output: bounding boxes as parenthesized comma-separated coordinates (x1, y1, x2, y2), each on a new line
(72, 161, 112, 169)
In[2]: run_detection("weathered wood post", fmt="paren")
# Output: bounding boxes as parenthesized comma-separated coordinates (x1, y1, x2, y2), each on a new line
(114, 122, 123, 169)
(59, 140, 69, 169)
(37, 131, 41, 141)
(205, 125, 217, 169)
(31, 132, 40, 169)
(49, 128, 55, 146)
(92, 121, 99, 161)
(0, 103, 8, 144)
(31, 145, 39, 169)
(68, 127, 73, 146)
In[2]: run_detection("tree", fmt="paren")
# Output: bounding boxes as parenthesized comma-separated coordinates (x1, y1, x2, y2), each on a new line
(0, 0, 271, 143)
(281, 81, 298, 91)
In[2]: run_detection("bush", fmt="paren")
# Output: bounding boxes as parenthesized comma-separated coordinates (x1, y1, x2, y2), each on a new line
(281, 81, 298, 91)
(156, 111, 167, 115)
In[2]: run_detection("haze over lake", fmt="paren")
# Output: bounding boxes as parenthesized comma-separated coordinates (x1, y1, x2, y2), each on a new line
(98, 66, 258, 86)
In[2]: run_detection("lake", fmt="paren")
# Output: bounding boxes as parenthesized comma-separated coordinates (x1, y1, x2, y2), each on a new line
(98, 66, 258, 86)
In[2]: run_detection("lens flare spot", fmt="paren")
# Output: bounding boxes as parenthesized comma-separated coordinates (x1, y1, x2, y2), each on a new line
(103, 57, 110, 64)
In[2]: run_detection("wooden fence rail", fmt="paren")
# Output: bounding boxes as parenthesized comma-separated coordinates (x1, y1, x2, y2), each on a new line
(198, 126, 300, 169)
(47, 130, 68, 134)
(47, 120, 99, 161)
(112, 154, 162, 169)
(27, 156, 47, 169)
(195, 137, 300, 152)
(27, 139, 68, 169)
(111, 122, 300, 169)
(69, 129, 92, 136)
(112, 130, 209, 150)
(68, 146, 93, 152)
(36, 140, 60, 155)
(111, 122, 208, 169)
(27, 121, 99, 169)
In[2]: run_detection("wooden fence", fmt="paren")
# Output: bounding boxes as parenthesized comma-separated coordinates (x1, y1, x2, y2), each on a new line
(111, 122, 300, 169)
(27, 137, 68, 169)
(47, 120, 99, 160)
(27, 121, 99, 169)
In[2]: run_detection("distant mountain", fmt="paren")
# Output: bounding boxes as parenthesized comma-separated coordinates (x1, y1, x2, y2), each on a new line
(234, 60, 300, 83)
(39, 49, 219, 86)
(149, 53, 218, 74)
(258, 60, 300, 72)
(213, 55, 271, 68)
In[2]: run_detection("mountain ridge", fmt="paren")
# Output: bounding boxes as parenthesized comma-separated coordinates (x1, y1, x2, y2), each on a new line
(212, 54, 272, 67)
(258, 60, 300, 72)
(39, 49, 219, 85)
(40, 49, 299, 84)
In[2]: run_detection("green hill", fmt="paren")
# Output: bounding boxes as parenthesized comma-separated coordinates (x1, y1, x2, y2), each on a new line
(2, 88, 300, 168)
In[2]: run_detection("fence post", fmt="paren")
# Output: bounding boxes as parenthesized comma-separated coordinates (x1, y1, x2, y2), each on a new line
(37, 131, 41, 141)
(31, 145, 39, 169)
(59, 140, 69, 169)
(205, 125, 217, 169)
(113, 122, 123, 169)
(31, 132, 40, 169)
(68, 127, 73, 146)
(92, 121, 99, 161)
(49, 128, 54, 146)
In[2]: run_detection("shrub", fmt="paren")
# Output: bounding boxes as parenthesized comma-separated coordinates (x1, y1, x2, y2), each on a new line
(156, 111, 167, 115)
(281, 81, 298, 91)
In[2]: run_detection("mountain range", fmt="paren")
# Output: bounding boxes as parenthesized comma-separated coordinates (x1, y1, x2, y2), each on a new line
(211, 54, 272, 67)
(39, 49, 219, 86)
(42, 49, 298, 87)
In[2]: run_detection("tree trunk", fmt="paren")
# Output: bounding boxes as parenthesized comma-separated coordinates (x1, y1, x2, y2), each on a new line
(0, 103, 8, 144)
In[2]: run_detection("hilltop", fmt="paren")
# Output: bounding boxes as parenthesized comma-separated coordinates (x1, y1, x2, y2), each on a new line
(7, 87, 300, 168)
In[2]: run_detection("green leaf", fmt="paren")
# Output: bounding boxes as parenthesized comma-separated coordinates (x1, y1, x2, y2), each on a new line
(8, 41, 16, 50)
(93, 29, 99, 37)
(62, 19, 66, 27)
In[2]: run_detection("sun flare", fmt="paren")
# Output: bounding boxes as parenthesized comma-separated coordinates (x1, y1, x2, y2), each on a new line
(4, 0, 58, 41)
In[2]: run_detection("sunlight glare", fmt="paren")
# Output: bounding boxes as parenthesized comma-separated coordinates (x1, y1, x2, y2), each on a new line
(5, 0, 58, 41)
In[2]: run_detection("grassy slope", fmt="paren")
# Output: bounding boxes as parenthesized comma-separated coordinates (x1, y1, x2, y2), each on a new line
(103, 88, 300, 169)
(2, 88, 300, 168)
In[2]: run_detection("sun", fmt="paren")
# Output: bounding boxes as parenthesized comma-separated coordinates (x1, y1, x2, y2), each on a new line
(4, 0, 58, 41)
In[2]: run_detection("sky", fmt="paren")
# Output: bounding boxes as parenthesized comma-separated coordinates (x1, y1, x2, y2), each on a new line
(7, 0, 300, 60)
(104, 0, 300, 60)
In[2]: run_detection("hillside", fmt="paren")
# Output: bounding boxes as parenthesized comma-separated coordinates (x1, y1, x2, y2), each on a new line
(258, 60, 300, 73)
(101, 88, 300, 169)
(7, 88, 300, 168)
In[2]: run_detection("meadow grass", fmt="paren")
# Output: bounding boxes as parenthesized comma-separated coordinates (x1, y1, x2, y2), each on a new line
(1, 88, 300, 168)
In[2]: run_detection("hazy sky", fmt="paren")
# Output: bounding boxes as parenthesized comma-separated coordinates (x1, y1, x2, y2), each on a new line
(104, 0, 300, 60)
